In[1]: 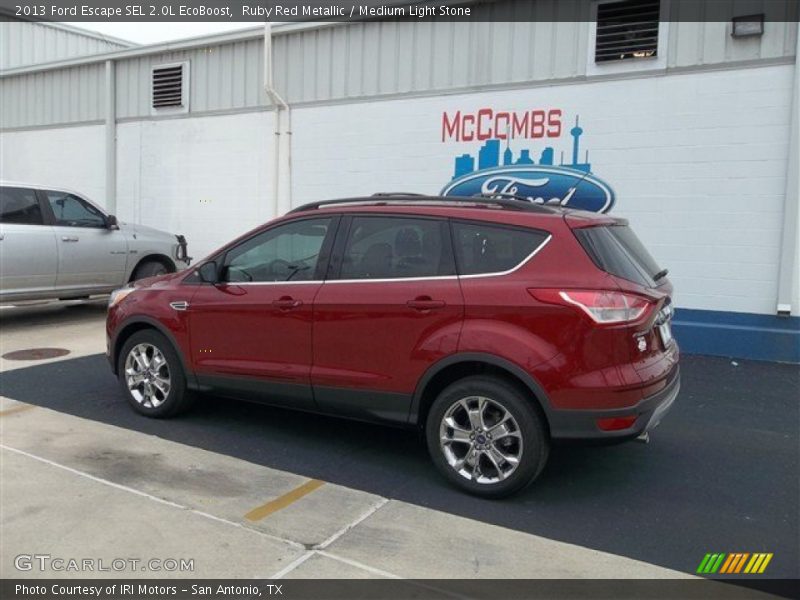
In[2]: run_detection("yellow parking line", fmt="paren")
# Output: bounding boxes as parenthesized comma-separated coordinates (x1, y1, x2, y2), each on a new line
(245, 479, 325, 522)
(0, 404, 36, 417)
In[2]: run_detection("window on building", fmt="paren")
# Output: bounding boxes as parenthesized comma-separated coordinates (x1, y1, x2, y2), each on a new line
(453, 222, 549, 276)
(595, 0, 660, 63)
(340, 217, 454, 280)
(0, 187, 44, 225)
(151, 62, 188, 111)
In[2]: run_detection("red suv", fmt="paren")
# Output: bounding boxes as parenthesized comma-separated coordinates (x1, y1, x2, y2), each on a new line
(107, 195, 679, 497)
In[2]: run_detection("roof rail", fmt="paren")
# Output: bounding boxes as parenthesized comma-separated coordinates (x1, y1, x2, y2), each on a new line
(371, 192, 427, 197)
(288, 195, 561, 214)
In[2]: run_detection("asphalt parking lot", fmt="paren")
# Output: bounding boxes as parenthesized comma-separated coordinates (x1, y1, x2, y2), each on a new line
(0, 301, 797, 581)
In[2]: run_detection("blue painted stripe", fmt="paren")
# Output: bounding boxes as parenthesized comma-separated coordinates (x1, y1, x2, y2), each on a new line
(673, 308, 800, 364)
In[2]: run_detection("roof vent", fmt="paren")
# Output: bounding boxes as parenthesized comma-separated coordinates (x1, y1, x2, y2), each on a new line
(151, 63, 187, 110)
(595, 0, 660, 63)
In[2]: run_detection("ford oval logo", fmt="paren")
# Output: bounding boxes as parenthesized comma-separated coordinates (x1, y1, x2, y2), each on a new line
(441, 166, 615, 213)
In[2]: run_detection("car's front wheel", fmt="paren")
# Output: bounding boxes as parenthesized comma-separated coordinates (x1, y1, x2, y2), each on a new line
(118, 329, 195, 418)
(426, 375, 549, 498)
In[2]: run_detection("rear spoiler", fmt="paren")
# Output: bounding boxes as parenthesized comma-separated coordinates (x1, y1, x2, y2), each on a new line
(564, 213, 628, 229)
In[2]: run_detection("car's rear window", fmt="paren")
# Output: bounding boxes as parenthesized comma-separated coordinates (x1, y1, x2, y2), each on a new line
(574, 224, 663, 287)
(452, 221, 549, 276)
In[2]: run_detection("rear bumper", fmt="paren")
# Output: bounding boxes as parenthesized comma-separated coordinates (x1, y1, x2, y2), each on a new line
(548, 365, 680, 441)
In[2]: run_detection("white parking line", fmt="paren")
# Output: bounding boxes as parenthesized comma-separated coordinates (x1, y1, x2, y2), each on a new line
(315, 497, 389, 550)
(267, 551, 316, 580)
(315, 550, 401, 579)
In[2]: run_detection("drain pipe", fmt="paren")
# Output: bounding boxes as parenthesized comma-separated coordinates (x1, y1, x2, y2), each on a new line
(263, 23, 292, 217)
(776, 20, 800, 317)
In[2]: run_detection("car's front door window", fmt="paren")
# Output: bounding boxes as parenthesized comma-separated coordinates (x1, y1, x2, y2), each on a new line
(45, 192, 106, 228)
(223, 218, 332, 283)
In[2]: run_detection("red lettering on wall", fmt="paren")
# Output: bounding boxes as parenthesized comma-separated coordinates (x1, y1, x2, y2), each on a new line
(462, 115, 476, 141)
(495, 112, 510, 140)
(442, 109, 564, 142)
(511, 112, 530, 139)
(547, 109, 562, 137)
(442, 111, 461, 142)
(531, 110, 546, 138)
(477, 108, 493, 141)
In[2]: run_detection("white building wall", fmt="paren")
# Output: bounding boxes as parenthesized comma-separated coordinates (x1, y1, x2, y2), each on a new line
(0, 125, 106, 205)
(116, 111, 273, 260)
(291, 64, 795, 316)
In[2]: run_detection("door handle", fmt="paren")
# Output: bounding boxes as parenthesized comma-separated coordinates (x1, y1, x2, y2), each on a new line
(272, 297, 303, 310)
(61, 236, 79, 242)
(407, 297, 446, 310)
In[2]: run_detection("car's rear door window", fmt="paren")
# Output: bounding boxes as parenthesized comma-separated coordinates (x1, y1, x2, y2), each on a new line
(339, 216, 454, 279)
(452, 221, 549, 276)
(0, 187, 44, 225)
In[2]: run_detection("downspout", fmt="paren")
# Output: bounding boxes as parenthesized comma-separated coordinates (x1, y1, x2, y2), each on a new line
(105, 59, 117, 215)
(776, 21, 800, 316)
(263, 23, 292, 217)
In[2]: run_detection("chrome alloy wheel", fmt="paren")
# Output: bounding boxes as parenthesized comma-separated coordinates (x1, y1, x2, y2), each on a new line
(439, 396, 523, 484)
(124, 343, 171, 408)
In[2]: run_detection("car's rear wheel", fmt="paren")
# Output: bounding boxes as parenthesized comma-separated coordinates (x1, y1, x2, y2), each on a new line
(426, 375, 549, 498)
(132, 259, 171, 281)
(118, 329, 194, 418)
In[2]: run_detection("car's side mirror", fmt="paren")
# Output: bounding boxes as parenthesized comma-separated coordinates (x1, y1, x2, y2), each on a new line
(106, 214, 120, 230)
(198, 261, 219, 284)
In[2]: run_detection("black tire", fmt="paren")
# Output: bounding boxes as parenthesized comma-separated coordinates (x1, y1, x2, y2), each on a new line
(132, 259, 171, 281)
(117, 329, 195, 418)
(426, 375, 549, 498)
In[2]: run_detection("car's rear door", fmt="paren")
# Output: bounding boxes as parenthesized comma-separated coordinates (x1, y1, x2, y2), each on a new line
(42, 190, 129, 292)
(186, 216, 337, 411)
(312, 214, 464, 424)
(0, 186, 58, 300)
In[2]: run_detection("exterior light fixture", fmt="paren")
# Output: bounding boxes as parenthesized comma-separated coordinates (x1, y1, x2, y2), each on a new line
(731, 14, 764, 38)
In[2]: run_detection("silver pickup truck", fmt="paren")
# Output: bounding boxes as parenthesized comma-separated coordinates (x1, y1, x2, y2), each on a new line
(0, 182, 191, 304)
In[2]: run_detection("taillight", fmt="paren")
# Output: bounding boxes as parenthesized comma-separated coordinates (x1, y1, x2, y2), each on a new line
(529, 289, 653, 325)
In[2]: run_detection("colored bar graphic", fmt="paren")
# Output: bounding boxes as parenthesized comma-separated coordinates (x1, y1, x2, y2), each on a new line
(758, 553, 773, 573)
(696, 554, 713, 573)
(719, 554, 736, 574)
(701, 552, 774, 575)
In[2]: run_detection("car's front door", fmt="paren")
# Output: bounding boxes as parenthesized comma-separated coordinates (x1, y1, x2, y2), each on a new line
(42, 190, 129, 292)
(0, 186, 57, 300)
(187, 216, 336, 411)
(312, 214, 464, 424)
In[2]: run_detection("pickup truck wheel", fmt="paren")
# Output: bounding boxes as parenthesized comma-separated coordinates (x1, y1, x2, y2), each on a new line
(426, 375, 549, 498)
(118, 330, 195, 418)
(133, 259, 171, 280)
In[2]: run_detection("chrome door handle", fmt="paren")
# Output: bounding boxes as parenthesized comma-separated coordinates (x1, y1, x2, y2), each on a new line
(61, 236, 79, 242)
(169, 301, 189, 311)
(272, 297, 303, 310)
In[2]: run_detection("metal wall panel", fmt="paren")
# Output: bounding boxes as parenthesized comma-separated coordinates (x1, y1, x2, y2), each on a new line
(0, 21, 129, 71)
(114, 38, 266, 119)
(1, 0, 797, 130)
(0, 63, 105, 129)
